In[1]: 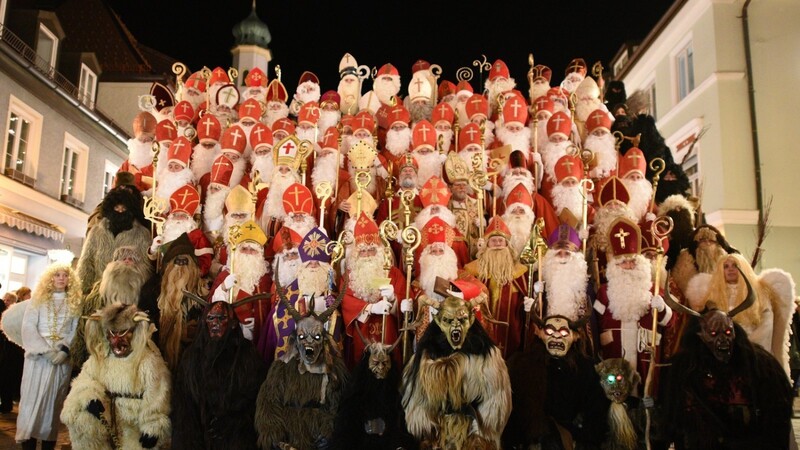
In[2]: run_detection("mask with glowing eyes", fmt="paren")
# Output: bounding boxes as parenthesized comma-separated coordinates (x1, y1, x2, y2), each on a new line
(698, 310, 736, 363)
(539, 316, 576, 357)
(595, 358, 640, 404)
(434, 296, 475, 350)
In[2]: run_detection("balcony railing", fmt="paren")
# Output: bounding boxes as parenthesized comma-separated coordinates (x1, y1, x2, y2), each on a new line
(0, 22, 129, 139)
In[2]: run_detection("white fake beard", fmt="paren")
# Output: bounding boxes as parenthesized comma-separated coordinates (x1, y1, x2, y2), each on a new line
(485, 78, 516, 112)
(375, 77, 401, 105)
(542, 250, 589, 320)
(127, 138, 154, 169)
(241, 87, 266, 104)
(414, 152, 445, 188)
(502, 206, 535, 257)
(551, 183, 584, 220)
(541, 140, 573, 183)
(436, 130, 453, 153)
(272, 251, 301, 287)
(183, 90, 205, 111)
(297, 263, 331, 296)
(496, 126, 531, 155)
(228, 157, 247, 187)
(348, 253, 385, 303)
(606, 254, 653, 322)
(202, 186, 229, 233)
(418, 247, 459, 297)
(622, 178, 654, 221)
(576, 99, 602, 123)
(263, 171, 300, 221)
(296, 126, 318, 143)
(191, 143, 220, 180)
(318, 110, 341, 133)
(250, 154, 275, 183)
(584, 133, 617, 179)
(162, 216, 197, 244)
(283, 213, 316, 238)
(455, 100, 470, 127)
(156, 167, 194, 202)
(155, 143, 171, 177)
(385, 128, 412, 156)
(312, 153, 339, 186)
(531, 82, 550, 101)
(414, 206, 456, 230)
(561, 74, 584, 94)
(295, 82, 321, 104)
(265, 103, 289, 127)
(483, 121, 495, 147)
(534, 120, 549, 153)
(502, 172, 534, 197)
(337, 76, 362, 114)
(232, 251, 268, 293)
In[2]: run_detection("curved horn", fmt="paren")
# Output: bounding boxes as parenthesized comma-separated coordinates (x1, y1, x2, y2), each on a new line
(387, 335, 402, 353)
(233, 292, 272, 309)
(317, 276, 347, 323)
(727, 266, 756, 318)
(274, 260, 303, 321)
(182, 290, 209, 308)
(568, 311, 590, 331)
(662, 271, 702, 317)
(354, 319, 371, 347)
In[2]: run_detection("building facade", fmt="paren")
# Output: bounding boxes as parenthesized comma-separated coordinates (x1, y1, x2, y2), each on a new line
(611, 0, 800, 281)
(0, 0, 172, 291)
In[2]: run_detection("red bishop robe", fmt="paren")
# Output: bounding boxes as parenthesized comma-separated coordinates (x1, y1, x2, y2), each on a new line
(311, 169, 352, 236)
(463, 260, 528, 359)
(593, 284, 674, 397)
(340, 265, 406, 370)
(118, 161, 154, 193)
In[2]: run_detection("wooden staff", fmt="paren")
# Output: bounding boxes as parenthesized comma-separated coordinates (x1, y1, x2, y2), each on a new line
(579, 148, 595, 256)
(643, 215, 673, 450)
(489, 158, 503, 218)
(384, 160, 395, 224)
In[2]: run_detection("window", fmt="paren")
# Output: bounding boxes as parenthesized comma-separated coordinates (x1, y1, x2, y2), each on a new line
(60, 133, 88, 203)
(5, 112, 30, 173)
(613, 54, 628, 78)
(36, 24, 58, 70)
(4, 97, 43, 181)
(78, 64, 97, 107)
(103, 160, 119, 196)
(676, 43, 695, 101)
(683, 154, 701, 197)
(0, 245, 29, 293)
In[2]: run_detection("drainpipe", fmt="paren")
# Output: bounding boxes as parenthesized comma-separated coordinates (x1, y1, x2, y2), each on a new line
(741, 0, 764, 222)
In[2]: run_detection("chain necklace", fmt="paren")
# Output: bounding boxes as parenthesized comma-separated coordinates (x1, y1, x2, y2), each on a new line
(47, 292, 67, 343)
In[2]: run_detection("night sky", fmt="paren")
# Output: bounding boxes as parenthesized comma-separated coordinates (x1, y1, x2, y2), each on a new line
(110, 0, 674, 94)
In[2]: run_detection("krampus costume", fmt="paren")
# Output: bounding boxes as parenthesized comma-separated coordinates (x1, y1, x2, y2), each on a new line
(76, 185, 152, 295)
(504, 310, 609, 450)
(61, 303, 171, 449)
(595, 358, 643, 450)
(401, 283, 512, 450)
(331, 328, 417, 450)
(255, 273, 348, 450)
(662, 270, 793, 449)
(171, 299, 267, 450)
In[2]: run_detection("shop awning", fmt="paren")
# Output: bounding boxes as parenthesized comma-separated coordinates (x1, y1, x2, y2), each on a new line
(0, 204, 65, 242)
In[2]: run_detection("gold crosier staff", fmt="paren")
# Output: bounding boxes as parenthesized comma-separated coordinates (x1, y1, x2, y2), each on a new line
(643, 215, 673, 450)
(347, 140, 376, 218)
(143, 142, 168, 271)
(578, 147, 596, 256)
(226, 224, 243, 304)
(400, 190, 421, 363)
(648, 157, 666, 214)
(378, 219, 398, 345)
(384, 160, 396, 225)
(519, 217, 546, 347)
(469, 123, 488, 238)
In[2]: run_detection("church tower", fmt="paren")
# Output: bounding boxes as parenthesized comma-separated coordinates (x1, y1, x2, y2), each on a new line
(231, 0, 272, 87)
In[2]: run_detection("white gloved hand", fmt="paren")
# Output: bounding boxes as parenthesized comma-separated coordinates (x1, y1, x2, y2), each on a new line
(400, 298, 414, 313)
(533, 281, 545, 295)
(476, 238, 486, 253)
(428, 305, 439, 322)
(578, 228, 589, 241)
(370, 299, 393, 315)
(651, 294, 666, 312)
(523, 296, 535, 313)
(149, 236, 163, 254)
(379, 285, 395, 301)
(241, 317, 255, 340)
(50, 350, 68, 365)
(223, 273, 237, 291)
(645, 212, 657, 222)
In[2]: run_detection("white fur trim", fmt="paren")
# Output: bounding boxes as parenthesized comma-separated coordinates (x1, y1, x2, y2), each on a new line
(685, 273, 712, 309)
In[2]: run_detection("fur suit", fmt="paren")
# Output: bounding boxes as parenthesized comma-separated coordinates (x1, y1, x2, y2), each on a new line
(171, 301, 267, 450)
(61, 304, 171, 449)
(401, 316, 512, 449)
